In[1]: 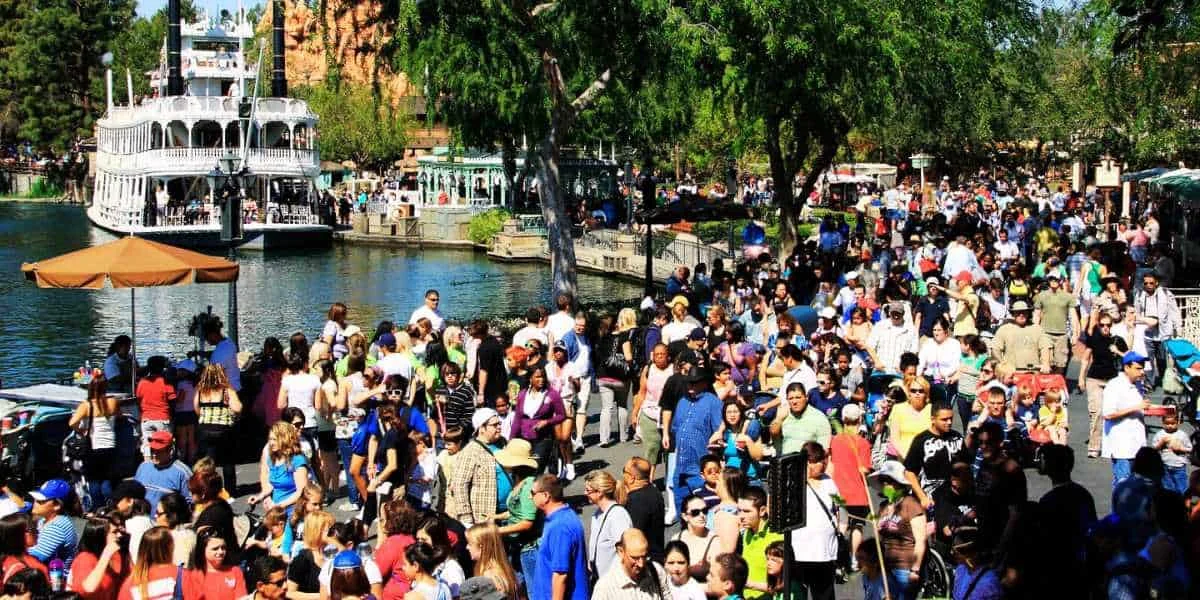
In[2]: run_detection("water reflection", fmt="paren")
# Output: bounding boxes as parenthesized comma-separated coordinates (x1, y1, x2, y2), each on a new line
(0, 203, 641, 386)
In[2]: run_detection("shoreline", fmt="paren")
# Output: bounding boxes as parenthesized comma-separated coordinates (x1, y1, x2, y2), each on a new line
(0, 196, 78, 204)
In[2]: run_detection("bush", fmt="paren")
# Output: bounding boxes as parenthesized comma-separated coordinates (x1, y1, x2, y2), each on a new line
(468, 208, 512, 245)
(26, 177, 63, 198)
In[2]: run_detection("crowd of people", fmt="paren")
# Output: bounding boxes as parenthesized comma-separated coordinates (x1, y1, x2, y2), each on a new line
(0, 170, 1197, 600)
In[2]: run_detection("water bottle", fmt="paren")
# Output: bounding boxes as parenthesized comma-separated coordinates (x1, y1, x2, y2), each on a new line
(48, 559, 64, 591)
(356, 541, 373, 561)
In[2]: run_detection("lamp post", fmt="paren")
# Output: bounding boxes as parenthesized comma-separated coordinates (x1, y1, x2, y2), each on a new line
(910, 152, 934, 200)
(207, 153, 245, 347)
(623, 160, 633, 230)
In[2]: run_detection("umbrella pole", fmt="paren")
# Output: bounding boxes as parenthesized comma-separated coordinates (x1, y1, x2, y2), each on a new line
(131, 288, 138, 393)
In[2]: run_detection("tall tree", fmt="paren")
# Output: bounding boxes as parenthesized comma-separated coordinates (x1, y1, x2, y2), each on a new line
(293, 83, 408, 171)
(396, 0, 675, 297)
(9, 0, 136, 151)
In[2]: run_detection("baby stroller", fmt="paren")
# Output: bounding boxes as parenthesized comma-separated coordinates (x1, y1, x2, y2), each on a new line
(1164, 339, 1200, 424)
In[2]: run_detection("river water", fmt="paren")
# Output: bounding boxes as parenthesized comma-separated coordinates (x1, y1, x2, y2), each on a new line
(0, 202, 640, 387)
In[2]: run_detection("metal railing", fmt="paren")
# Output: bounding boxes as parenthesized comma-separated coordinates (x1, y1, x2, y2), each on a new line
(1171, 288, 1200, 346)
(574, 228, 733, 267)
(96, 148, 318, 173)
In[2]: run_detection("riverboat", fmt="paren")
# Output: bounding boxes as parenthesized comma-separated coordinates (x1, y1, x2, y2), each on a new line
(86, 1, 331, 250)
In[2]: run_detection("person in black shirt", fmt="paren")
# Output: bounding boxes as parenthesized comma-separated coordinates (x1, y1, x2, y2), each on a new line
(622, 456, 666, 561)
(1083, 316, 1121, 457)
(437, 362, 476, 439)
(470, 319, 507, 408)
(902, 403, 967, 509)
(930, 462, 975, 545)
(912, 280, 951, 339)
(1037, 444, 1096, 598)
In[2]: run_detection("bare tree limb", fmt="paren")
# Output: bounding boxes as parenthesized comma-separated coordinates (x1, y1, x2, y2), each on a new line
(570, 68, 612, 116)
(530, 2, 558, 17)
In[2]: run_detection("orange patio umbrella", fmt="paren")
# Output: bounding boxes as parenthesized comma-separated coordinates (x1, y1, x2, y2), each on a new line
(21, 236, 239, 383)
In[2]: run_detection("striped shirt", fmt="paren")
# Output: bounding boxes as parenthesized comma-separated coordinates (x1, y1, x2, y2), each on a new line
(30, 515, 76, 571)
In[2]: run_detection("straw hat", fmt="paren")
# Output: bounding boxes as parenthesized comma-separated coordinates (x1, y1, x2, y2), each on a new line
(495, 439, 538, 470)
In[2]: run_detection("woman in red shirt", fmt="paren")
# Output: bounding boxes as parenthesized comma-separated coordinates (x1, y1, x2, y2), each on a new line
(135, 357, 177, 459)
(374, 499, 417, 600)
(828, 403, 872, 565)
(183, 528, 246, 600)
(0, 513, 48, 585)
(69, 516, 129, 600)
(117, 527, 178, 600)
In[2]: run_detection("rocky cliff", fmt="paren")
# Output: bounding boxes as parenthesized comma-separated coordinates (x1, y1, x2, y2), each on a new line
(262, 0, 416, 103)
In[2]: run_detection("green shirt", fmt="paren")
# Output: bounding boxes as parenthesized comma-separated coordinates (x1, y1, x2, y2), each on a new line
(1034, 289, 1076, 334)
(779, 406, 832, 455)
(505, 476, 539, 548)
(742, 524, 783, 600)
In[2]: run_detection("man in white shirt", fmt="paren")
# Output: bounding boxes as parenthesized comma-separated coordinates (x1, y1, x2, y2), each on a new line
(546, 293, 576, 341)
(408, 289, 445, 331)
(833, 272, 859, 312)
(512, 307, 551, 349)
(204, 320, 240, 391)
(374, 333, 414, 381)
(1102, 352, 1150, 488)
(592, 529, 668, 600)
(777, 345, 817, 404)
(865, 304, 919, 373)
(993, 229, 1020, 265)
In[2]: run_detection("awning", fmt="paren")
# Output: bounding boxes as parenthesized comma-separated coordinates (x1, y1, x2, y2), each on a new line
(1122, 167, 1169, 182)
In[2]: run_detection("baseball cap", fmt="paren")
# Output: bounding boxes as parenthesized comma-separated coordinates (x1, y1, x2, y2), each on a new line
(30, 479, 71, 502)
(688, 328, 707, 341)
(472, 408, 500, 432)
(332, 550, 363, 570)
(377, 332, 397, 349)
(1122, 351, 1148, 366)
(668, 295, 690, 308)
(887, 302, 905, 316)
(841, 404, 864, 422)
(148, 430, 174, 450)
(845, 271, 859, 280)
(819, 307, 837, 320)
(1046, 272, 1061, 280)
(552, 340, 568, 352)
(954, 271, 973, 284)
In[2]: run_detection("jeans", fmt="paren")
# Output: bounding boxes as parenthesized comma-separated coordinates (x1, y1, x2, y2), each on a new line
(956, 394, 976, 433)
(337, 437, 363, 506)
(1113, 458, 1133, 489)
(1164, 465, 1189, 494)
(520, 544, 539, 597)
(1145, 339, 1165, 389)
(887, 568, 919, 600)
(596, 379, 629, 444)
(793, 561, 835, 600)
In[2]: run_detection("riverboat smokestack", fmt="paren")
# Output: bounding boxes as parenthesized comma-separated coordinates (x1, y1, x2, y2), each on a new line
(272, 0, 287, 97)
(167, 0, 183, 95)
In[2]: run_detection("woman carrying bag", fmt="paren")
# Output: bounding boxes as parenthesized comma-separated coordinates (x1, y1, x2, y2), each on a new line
(69, 374, 120, 508)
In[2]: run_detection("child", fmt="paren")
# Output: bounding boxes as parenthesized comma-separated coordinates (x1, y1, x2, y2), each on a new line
(856, 540, 885, 600)
(1009, 383, 1039, 432)
(173, 361, 198, 463)
(954, 336, 988, 430)
(245, 506, 287, 559)
(1036, 388, 1069, 445)
(407, 435, 439, 509)
(1152, 412, 1192, 495)
(436, 427, 464, 514)
(712, 363, 738, 402)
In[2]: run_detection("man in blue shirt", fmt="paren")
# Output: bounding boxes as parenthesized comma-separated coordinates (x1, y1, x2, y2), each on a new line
(134, 431, 192, 516)
(532, 475, 588, 600)
(670, 369, 723, 516)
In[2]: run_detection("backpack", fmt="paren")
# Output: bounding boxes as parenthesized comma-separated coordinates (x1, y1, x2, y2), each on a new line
(629, 326, 649, 373)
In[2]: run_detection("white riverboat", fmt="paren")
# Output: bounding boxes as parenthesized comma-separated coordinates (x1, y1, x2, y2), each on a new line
(87, 3, 331, 250)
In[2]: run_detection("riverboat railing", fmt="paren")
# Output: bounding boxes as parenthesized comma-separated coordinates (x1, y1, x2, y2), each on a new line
(96, 148, 319, 173)
(103, 96, 317, 125)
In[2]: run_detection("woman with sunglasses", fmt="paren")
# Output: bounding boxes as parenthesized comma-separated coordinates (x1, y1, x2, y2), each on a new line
(885, 377, 932, 460)
(183, 528, 245, 600)
(69, 514, 128, 600)
(673, 494, 720, 581)
(1082, 312, 1121, 458)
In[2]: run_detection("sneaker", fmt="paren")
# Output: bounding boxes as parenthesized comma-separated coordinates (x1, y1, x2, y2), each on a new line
(572, 437, 585, 452)
(336, 501, 361, 513)
(564, 463, 576, 481)
(632, 435, 643, 444)
(599, 439, 616, 448)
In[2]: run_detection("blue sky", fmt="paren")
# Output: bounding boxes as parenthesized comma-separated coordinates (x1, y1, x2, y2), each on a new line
(136, 0, 262, 18)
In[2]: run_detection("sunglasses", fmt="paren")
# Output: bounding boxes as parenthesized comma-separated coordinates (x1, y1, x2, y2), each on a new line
(909, 388, 926, 394)
(686, 508, 706, 517)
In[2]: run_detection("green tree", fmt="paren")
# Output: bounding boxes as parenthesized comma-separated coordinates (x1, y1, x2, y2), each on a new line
(397, 0, 677, 297)
(9, 0, 136, 151)
(293, 83, 408, 171)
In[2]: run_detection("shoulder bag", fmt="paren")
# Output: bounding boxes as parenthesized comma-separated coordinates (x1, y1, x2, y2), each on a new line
(807, 481, 852, 581)
(65, 400, 94, 462)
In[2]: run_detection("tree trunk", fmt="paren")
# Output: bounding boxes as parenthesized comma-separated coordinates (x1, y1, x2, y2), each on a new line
(534, 130, 578, 298)
(764, 115, 799, 251)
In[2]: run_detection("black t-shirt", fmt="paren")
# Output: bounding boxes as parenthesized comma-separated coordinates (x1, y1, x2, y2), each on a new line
(1084, 334, 1119, 380)
(658, 373, 692, 416)
(931, 485, 975, 544)
(1038, 481, 1097, 572)
(902, 429, 966, 496)
(913, 296, 950, 338)
(287, 548, 322, 593)
(475, 337, 508, 405)
(626, 486, 666, 560)
(378, 428, 410, 486)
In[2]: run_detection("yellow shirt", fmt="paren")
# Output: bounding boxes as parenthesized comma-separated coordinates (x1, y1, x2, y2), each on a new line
(1038, 405, 1067, 428)
(888, 401, 932, 458)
